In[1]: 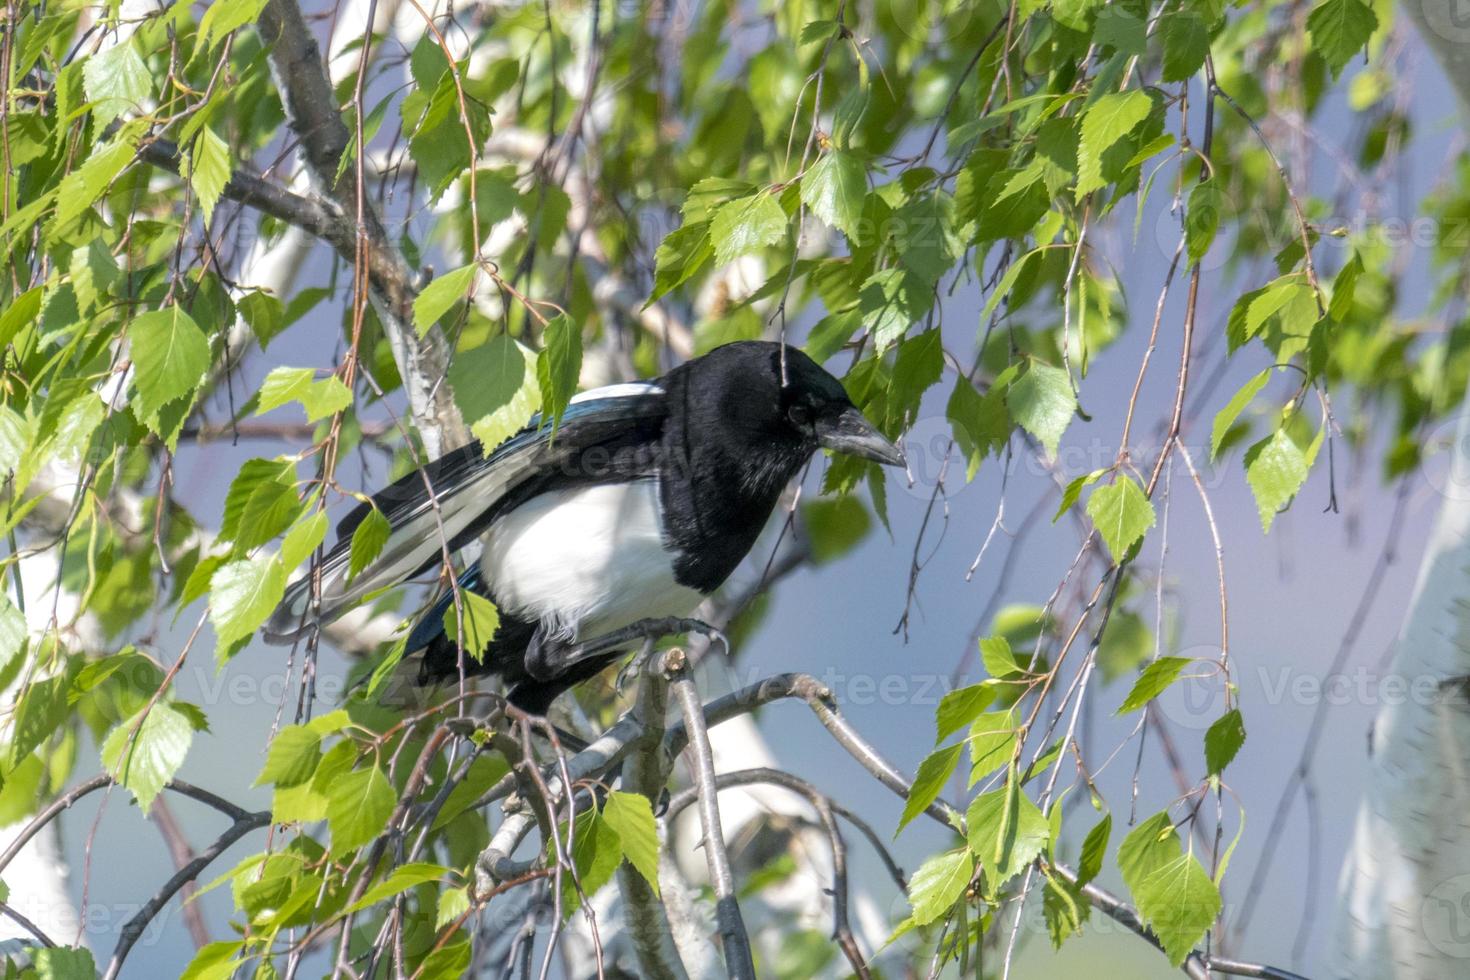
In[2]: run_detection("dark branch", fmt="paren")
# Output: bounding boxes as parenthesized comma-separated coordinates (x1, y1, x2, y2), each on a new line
(102, 809, 270, 980)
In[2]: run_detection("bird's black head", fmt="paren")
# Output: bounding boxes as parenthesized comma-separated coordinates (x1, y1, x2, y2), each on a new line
(673, 341, 904, 469)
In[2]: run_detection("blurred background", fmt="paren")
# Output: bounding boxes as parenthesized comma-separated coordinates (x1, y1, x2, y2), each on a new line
(30, 2, 1467, 977)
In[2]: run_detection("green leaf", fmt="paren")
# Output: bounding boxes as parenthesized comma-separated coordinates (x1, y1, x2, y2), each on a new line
(710, 193, 787, 267)
(83, 41, 151, 127)
(898, 742, 962, 832)
(436, 886, 471, 930)
(101, 703, 194, 814)
(273, 738, 352, 824)
(801, 150, 867, 239)
(980, 636, 1023, 679)
(1242, 275, 1314, 343)
(348, 508, 391, 582)
(1043, 871, 1089, 947)
(413, 263, 476, 336)
(948, 377, 1010, 479)
(0, 593, 25, 671)
(1007, 361, 1076, 455)
(227, 476, 300, 554)
(1121, 815, 1223, 967)
(420, 940, 472, 980)
(432, 753, 512, 831)
(558, 805, 624, 914)
(198, 0, 269, 50)
(238, 290, 285, 348)
(53, 136, 137, 231)
(1094, 6, 1147, 54)
(178, 940, 245, 980)
(442, 590, 500, 663)
(209, 555, 286, 649)
(1330, 251, 1364, 322)
(130, 306, 211, 431)
(1308, 0, 1378, 76)
(282, 511, 329, 570)
(1205, 708, 1246, 775)
(1185, 181, 1224, 264)
(346, 862, 448, 912)
(967, 710, 1018, 786)
(185, 126, 232, 224)
(1118, 810, 1177, 884)
(650, 221, 713, 303)
(935, 683, 996, 742)
(327, 765, 395, 852)
(34, 947, 97, 980)
(887, 328, 944, 430)
(894, 192, 960, 285)
(1078, 812, 1111, 887)
(0, 407, 28, 484)
(1245, 428, 1310, 532)
(1138, 852, 1223, 966)
(10, 674, 71, 771)
(1078, 90, 1153, 196)
(802, 494, 872, 563)
(255, 724, 321, 788)
(0, 285, 42, 350)
(535, 315, 583, 434)
(1086, 477, 1156, 559)
(603, 790, 661, 896)
(456, 334, 542, 451)
(1160, 12, 1210, 82)
(1055, 469, 1104, 522)
(906, 848, 973, 926)
(1118, 657, 1193, 714)
(966, 783, 1050, 889)
(1053, 0, 1103, 31)
(220, 459, 296, 540)
(1211, 369, 1271, 459)
(256, 367, 353, 422)
(859, 266, 931, 352)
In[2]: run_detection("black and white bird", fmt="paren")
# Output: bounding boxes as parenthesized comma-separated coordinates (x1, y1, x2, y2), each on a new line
(263, 341, 904, 713)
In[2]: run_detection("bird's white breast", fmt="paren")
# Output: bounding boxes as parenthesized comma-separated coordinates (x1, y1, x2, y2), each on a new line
(480, 479, 704, 640)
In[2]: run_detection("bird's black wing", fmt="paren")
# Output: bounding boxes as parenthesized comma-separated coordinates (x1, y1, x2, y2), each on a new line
(263, 384, 668, 642)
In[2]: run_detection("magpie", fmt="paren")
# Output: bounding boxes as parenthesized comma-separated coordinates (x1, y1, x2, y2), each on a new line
(263, 341, 904, 713)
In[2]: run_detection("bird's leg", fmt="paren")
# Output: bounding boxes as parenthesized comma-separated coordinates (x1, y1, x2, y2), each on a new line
(524, 617, 727, 682)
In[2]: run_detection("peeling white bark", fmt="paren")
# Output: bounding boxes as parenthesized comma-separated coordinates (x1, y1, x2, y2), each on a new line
(1332, 392, 1470, 976)
(1331, 8, 1470, 974)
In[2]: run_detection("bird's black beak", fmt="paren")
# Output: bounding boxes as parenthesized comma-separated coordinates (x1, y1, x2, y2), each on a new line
(816, 406, 905, 467)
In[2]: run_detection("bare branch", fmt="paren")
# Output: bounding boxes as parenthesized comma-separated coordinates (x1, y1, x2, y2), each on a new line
(664, 767, 880, 979)
(102, 810, 270, 980)
(0, 902, 58, 949)
(666, 649, 755, 980)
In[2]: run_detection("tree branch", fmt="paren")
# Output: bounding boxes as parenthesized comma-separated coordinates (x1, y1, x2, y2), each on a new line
(102, 809, 270, 980)
(663, 767, 877, 979)
(616, 651, 690, 980)
(138, 138, 339, 241)
(666, 650, 754, 980)
(0, 902, 58, 949)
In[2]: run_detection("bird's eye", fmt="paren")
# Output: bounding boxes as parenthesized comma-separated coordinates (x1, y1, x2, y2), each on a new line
(787, 404, 812, 427)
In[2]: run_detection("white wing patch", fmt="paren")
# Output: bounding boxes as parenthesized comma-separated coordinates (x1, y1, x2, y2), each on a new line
(570, 382, 663, 405)
(479, 479, 702, 640)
